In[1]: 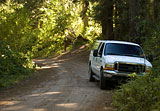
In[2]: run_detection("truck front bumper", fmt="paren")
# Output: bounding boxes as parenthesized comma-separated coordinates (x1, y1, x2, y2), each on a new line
(103, 70, 145, 79)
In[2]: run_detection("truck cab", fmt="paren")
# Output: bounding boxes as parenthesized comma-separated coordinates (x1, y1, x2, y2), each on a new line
(89, 40, 152, 89)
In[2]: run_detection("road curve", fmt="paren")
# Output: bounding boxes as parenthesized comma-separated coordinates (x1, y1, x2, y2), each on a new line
(0, 46, 113, 111)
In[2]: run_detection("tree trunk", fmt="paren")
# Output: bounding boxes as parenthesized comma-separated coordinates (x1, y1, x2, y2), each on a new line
(129, 0, 138, 42)
(81, 0, 89, 29)
(101, 0, 113, 40)
(154, 0, 160, 21)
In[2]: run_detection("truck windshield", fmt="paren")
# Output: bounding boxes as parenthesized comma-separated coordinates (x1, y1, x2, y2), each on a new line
(104, 43, 144, 58)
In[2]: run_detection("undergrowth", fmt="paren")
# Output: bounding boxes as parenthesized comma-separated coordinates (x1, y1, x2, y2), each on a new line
(112, 70, 160, 111)
(0, 42, 35, 89)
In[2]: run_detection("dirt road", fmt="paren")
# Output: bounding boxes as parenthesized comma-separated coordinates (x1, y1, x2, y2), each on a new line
(0, 46, 113, 111)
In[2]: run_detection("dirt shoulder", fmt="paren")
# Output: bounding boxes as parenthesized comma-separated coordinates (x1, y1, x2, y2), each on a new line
(0, 45, 114, 111)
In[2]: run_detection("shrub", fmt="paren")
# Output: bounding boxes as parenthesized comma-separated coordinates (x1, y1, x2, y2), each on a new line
(0, 41, 35, 88)
(112, 70, 160, 111)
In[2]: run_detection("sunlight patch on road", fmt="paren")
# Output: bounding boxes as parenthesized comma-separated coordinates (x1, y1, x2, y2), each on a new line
(35, 59, 45, 62)
(79, 44, 88, 49)
(4, 106, 24, 110)
(56, 103, 78, 108)
(0, 100, 19, 106)
(36, 64, 59, 69)
(104, 106, 113, 110)
(38, 66, 51, 69)
(29, 91, 61, 97)
(32, 108, 47, 111)
(43, 91, 61, 95)
(57, 59, 69, 62)
(51, 63, 61, 67)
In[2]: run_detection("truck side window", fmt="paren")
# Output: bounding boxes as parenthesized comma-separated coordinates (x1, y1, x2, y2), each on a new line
(98, 43, 104, 56)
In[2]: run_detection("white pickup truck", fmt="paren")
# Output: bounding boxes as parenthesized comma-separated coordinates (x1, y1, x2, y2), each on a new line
(89, 40, 152, 89)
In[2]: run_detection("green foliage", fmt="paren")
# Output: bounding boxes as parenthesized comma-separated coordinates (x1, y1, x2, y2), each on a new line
(84, 20, 101, 41)
(31, 0, 74, 57)
(113, 22, 160, 110)
(0, 2, 38, 54)
(90, 0, 109, 22)
(0, 0, 102, 58)
(0, 0, 101, 89)
(0, 41, 35, 88)
(113, 71, 160, 111)
(143, 23, 160, 71)
(111, 1, 160, 110)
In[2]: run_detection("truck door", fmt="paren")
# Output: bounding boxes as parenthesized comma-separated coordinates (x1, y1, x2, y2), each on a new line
(92, 42, 102, 74)
(94, 43, 105, 75)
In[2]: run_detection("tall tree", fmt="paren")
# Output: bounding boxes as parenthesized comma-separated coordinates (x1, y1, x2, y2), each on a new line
(91, 0, 114, 40)
(113, 0, 130, 40)
(129, 0, 139, 42)
(102, 0, 113, 40)
(154, 0, 160, 21)
(81, 0, 89, 28)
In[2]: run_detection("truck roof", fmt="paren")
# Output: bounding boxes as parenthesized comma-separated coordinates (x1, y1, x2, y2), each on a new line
(97, 40, 140, 46)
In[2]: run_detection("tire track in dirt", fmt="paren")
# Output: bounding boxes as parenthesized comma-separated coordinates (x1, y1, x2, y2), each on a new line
(0, 46, 114, 111)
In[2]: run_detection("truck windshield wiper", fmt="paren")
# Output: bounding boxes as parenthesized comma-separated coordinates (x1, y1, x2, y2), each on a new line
(121, 54, 144, 58)
(106, 53, 121, 55)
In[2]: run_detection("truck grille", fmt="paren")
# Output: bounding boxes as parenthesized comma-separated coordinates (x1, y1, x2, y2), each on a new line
(114, 62, 145, 73)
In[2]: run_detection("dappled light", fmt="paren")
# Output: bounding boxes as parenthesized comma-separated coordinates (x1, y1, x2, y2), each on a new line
(1, 0, 160, 111)
(0, 90, 79, 111)
(35, 58, 71, 70)
(103, 107, 114, 110)
(29, 91, 61, 97)
(35, 60, 61, 69)
(3, 106, 25, 111)
(37, 66, 53, 69)
(56, 103, 78, 108)
(37, 65, 59, 69)
(31, 109, 47, 111)
(79, 44, 89, 49)
(0, 101, 19, 106)
(0, 43, 113, 111)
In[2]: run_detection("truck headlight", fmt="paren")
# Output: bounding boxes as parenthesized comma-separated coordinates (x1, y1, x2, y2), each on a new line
(104, 63, 114, 71)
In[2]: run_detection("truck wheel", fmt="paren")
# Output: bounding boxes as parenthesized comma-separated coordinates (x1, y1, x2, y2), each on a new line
(100, 69, 106, 89)
(89, 65, 95, 82)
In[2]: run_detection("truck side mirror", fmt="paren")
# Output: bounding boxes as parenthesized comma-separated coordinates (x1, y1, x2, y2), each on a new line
(99, 51, 102, 57)
(147, 55, 153, 62)
(93, 49, 98, 57)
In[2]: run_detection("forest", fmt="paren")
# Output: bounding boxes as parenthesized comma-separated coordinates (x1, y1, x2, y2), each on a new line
(0, 0, 160, 110)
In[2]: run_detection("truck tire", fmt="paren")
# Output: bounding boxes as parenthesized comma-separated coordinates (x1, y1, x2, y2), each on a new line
(89, 65, 95, 82)
(100, 69, 106, 89)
